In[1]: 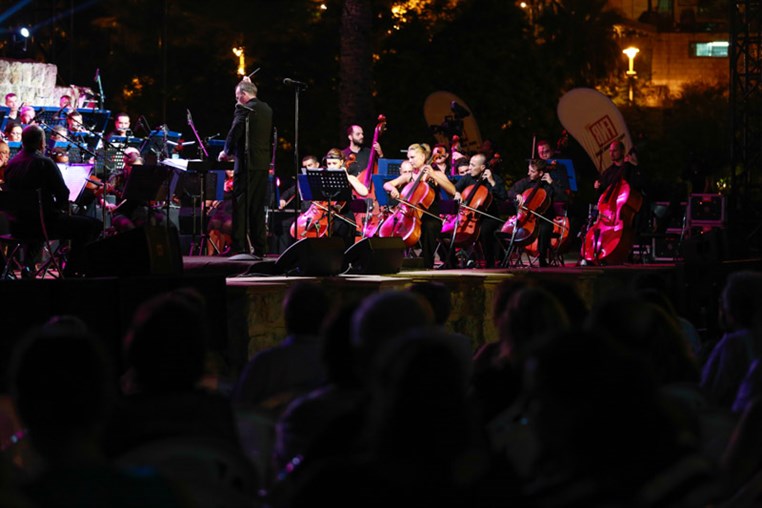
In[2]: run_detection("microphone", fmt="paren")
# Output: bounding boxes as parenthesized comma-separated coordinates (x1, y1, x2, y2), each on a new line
(205, 133, 220, 141)
(186, 109, 193, 125)
(283, 78, 308, 89)
(94, 68, 100, 82)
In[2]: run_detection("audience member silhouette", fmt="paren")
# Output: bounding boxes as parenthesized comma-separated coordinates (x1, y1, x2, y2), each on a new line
(701, 271, 762, 409)
(233, 282, 329, 413)
(10, 320, 191, 507)
(473, 285, 570, 423)
(103, 288, 241, 458)
(522, 329, 716, 507)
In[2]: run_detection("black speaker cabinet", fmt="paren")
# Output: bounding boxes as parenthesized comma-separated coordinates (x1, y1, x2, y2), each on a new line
(85, 226, 184, 277)
(343, 237, 405, 274)
(275, 237, 345, 276)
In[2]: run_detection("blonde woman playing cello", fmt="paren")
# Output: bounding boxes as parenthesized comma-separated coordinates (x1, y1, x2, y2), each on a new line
(382, 143, 456, 269)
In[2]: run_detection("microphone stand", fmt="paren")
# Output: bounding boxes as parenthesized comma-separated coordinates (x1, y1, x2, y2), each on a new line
(186, 109, 213, 255)
(95, 72, 105, 111)
(291, 84, 303, 238)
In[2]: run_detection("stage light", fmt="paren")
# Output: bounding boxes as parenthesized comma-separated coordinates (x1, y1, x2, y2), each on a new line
(19, 26, 30, 38)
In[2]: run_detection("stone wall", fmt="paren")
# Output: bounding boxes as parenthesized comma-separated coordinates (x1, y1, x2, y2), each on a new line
(0, 58, 66, 106)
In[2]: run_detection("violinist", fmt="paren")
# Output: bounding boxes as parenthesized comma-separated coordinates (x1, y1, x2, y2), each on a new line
(383, 143, 456, 269)
(342, 124, 384, 176)
(430, 144, 449, 174)
(507, 159, 566, 267)
(106, 148, 166, 232)
(452, 153, 508, 268)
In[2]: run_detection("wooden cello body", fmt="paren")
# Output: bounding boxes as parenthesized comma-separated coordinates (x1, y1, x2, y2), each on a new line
(500, 183, 550, 246)
(377, 170, 435, 247)
(441, 181, 492, 247)
(581, 178, 642, 265)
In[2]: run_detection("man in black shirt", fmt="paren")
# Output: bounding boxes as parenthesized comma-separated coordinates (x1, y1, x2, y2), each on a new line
(341, 124, 383, 176)
(218, 78, 273, 258)
(5, 125, 101, 276)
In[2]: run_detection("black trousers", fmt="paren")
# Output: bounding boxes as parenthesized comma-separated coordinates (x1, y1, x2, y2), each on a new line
(233, 169, 268, 256)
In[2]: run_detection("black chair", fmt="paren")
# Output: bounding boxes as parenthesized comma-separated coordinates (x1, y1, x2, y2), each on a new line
(0, 189, 66, 279)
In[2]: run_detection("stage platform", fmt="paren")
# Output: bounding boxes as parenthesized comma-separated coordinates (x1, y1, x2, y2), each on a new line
(1, 253, 759, 389)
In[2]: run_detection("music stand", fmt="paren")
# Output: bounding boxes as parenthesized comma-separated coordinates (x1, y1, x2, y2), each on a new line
(58, 163, 91, 203)
(112, 164, 170, 215)
(185, 160, 233, 255)
(305, 169, 352, 238)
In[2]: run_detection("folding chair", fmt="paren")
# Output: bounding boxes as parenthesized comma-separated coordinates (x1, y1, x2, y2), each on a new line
(0, 189, 66, 279)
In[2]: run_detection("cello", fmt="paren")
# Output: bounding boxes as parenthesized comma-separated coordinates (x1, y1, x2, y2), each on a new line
(441, 177, 497, 247)
(354, 115, 387, 240)
(580, 177, 642, 265)
(500, 180, 551, 247)
(377, 164, 439, 247)
(290, 154, 358, 239)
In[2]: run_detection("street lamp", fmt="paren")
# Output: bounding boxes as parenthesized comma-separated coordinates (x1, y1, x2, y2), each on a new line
(622, 46, 639, 103)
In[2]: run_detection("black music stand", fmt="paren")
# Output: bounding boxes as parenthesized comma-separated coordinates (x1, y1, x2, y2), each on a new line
(305, 169, 352, 238)
(185, 160, 234, 255)
(115, 165, 170, 205)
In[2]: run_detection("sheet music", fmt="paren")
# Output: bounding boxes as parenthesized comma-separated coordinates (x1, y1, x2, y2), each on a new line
(160, 158, 192, 171)
(59, 163, 93, 202)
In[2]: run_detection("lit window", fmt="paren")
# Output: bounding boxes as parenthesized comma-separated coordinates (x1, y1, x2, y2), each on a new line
(690, 41, 729, 58)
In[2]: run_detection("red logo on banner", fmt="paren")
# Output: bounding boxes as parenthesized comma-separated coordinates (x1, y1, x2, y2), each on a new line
(587, 116, 618, 148)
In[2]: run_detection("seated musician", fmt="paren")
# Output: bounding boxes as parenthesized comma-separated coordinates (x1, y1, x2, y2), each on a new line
(451, 153, 508, 268)
(322, 148, 369, 249)
(207, 169, 235, 255)
(537, 139, 571, 216)
(506, 158, 568, 267)
(4, 125, 101, 276)
(383, 143, 456, 269)
(274, 154, 320, 253)
(105, 147, 166, 232)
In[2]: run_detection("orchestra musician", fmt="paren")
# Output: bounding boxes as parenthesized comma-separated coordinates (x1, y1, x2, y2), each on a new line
(537, 138, 571, 216)
(507, 158, 568, 267)
(105, 148, 166, 232)
(430, 144, 449, 174)
(452, 153, 508, 268)
(320, 148, 369, 249)
(4, 93, 20, 123)
(383, 143, 456, 269)
(0, 140, 10, 188)
(4, 125, 101, 277)
(207, 169, 235, 255)
(342, 124, 384, 176)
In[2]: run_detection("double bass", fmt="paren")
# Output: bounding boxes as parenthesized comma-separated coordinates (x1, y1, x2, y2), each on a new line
(580, 177, 642, 264)
(354, 115, 388, 240)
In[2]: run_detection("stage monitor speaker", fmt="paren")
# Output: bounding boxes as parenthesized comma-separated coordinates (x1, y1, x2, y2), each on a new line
(343, 237, 405, 274)
(85, 225, 183, 277)
(274, 237, 345, 276)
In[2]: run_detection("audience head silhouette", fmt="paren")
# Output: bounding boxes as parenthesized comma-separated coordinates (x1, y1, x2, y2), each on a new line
(124, 288, 209, 393)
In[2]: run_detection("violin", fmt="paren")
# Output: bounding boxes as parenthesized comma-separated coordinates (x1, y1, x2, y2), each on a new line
(354, 115, 387, 240)
(580, 177, 642, 264)
(500, 180, 550, 246)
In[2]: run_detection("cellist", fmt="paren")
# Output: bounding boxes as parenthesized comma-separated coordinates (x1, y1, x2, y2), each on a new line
(451, 153, 508, 268)
(382, 143, 456, 269)
(507, 158, 568, 267)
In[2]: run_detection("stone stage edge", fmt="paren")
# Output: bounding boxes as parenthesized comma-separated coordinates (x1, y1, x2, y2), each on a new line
(1, 253, 759, 388)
